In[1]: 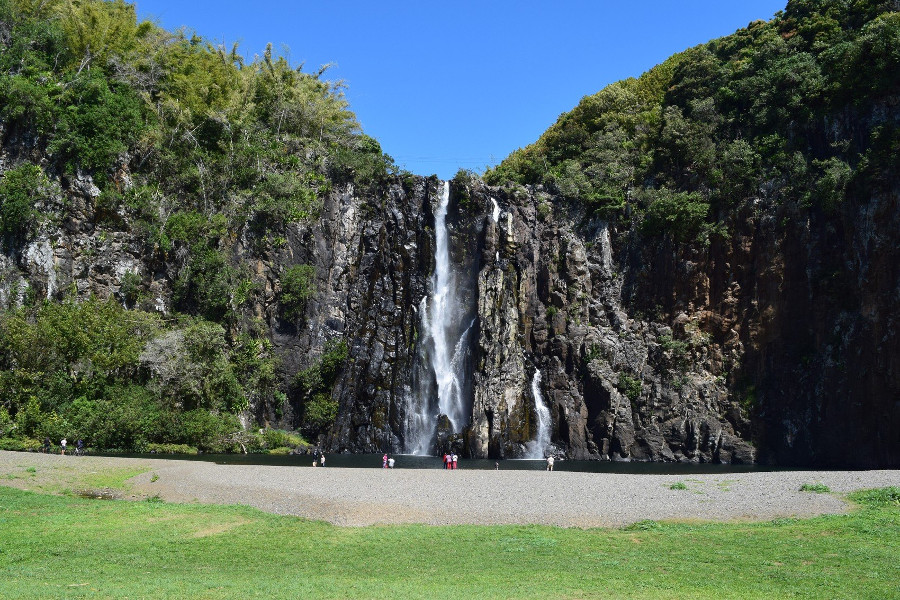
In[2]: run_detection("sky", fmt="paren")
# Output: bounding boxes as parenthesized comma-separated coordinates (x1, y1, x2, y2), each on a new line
(134, 1, 788, 179)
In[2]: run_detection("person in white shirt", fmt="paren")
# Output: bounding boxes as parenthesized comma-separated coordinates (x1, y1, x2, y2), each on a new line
(388, 457, 395, 469)
(546, 455, 554, 471)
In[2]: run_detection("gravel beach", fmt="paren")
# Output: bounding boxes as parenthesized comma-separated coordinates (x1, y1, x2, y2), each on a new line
(3, 451, 899, 527)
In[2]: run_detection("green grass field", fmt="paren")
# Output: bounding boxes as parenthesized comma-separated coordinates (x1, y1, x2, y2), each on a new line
(1, 483, 898, 599)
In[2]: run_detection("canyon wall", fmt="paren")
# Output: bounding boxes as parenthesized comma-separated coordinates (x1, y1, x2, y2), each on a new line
(1, 160, 897, 466)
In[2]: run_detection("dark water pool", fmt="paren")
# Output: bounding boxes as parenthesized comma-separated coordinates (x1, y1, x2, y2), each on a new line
(102, 452, 797, 474)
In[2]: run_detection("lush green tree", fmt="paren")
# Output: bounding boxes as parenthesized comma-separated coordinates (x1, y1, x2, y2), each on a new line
(295, 338, 347, 436)
(0, 163, 47, 245)
(486, 0, 898, 243)
(640, 189, 710, 242)
(0, 0, 393, 452)
(48, 70, 147, 172)
(279, 264, 317, 320)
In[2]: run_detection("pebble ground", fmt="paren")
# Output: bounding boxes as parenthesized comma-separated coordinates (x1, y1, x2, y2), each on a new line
(4, 451, 899, 527)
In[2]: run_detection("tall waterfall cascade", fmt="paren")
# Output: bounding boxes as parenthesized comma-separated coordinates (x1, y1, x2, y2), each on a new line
(525, 369, 551, 459)
(406, 182, 471, 454)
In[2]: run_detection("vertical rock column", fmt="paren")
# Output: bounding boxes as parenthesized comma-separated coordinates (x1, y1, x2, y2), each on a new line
(470, 205, 530, 457)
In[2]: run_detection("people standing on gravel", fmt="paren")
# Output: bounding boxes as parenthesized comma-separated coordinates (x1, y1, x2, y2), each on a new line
(319, 454, 325, 467)
(546, 455, 554, 471)
(382, 454, 388, 468)
(443, 453, 449, 469)
(451, 453, 458, 470)
(60, 438, 67, 455)
(388, 456, 395, 469)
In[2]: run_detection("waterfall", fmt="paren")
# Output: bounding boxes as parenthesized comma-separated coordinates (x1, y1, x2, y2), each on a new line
(406, 181, 470, 454)
(525, 369, 551, 459)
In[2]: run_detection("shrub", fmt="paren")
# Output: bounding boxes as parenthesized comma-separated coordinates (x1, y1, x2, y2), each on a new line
(799, 483, 831, 493)
(0, 437, 43, 451)
(146, 443, 197, 455)
(295, 338, 347, 436)
(253, 172, 324, 225)
(13, 397, 46, 439)
(640, 189, 710, 242)
(279, 265, 317, 320)
(0, 75, 57, 133)
(178, 409, 241, 453)
(173, 247, 241, 322)
(48, 71, 146, 173)
(0, 163, 47, 245)
(669, 481, 688, 490)
(658, 334, 690, 375)
(319, 339, 348, 383)
(303, 393, 339, 434)
(260, 428, 304, 450)
(119, 271, 143, 306)
(617, 373, 642, 403)
(64, 387, 163, 451)
(330, 134, 397, 186)
(812, 156, 852, 211)
(0, 406, 12, 434)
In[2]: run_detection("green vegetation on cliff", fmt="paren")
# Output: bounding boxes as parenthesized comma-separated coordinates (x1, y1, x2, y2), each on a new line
(0, 0, 382, 450)
(485, 0, 899, 236)
(0, 298, 280, 451)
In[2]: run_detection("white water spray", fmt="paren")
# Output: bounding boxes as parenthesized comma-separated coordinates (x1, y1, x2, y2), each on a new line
(490, 197, 500, 222)
(407, 182, 471, 454)
(525, 369, 551, 459)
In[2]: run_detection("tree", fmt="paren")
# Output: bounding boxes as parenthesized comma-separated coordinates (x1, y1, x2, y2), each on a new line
(0, 163, 47, 246)
(279, 264, 316, 320)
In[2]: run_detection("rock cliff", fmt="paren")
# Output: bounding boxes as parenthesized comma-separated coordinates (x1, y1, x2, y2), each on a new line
(1, 158, 897, 466)
(454, 177, 898, 467)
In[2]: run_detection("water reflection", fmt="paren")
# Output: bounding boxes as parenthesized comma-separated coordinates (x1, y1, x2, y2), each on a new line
(104, 452, 797, 474)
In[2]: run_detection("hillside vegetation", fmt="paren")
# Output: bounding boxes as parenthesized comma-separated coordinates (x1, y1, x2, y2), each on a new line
(485, 0, 899, 239)
(0, 0, 396, 451)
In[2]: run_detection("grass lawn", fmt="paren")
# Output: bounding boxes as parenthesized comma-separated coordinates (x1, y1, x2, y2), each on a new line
(0, 480, 898, 599)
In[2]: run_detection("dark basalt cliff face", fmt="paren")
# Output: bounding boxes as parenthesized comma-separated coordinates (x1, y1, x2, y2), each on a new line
(311, 170, 898, 467)
(1, 156, 897, 466)
(446, 181, 758, 465)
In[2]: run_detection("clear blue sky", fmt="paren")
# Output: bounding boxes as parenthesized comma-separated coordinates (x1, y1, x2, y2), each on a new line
(135, 1, 787, 179)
